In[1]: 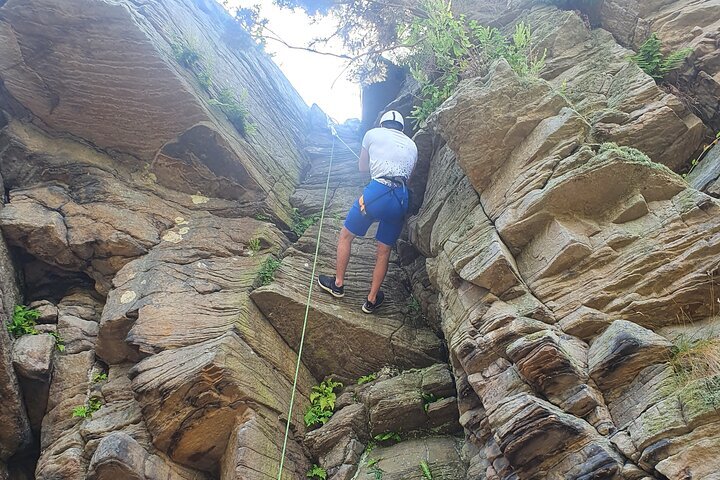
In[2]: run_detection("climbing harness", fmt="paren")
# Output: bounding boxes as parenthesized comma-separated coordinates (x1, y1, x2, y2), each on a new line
(276, 117, 338, 480)
(358, 176, 409, 217)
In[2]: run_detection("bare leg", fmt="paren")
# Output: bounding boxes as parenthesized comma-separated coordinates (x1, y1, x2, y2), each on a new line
(368, 241, 392, 302)
(335, 227, 355, 287)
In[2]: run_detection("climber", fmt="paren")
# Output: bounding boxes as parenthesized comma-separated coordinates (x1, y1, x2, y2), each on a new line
(318, 110, 418, 313)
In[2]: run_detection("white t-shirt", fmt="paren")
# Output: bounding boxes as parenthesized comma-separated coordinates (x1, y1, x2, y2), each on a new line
(361, 127, 418, 183)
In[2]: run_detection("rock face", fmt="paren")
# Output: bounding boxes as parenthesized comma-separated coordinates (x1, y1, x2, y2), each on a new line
(0, 0, 719, 479)
(405, 4, 720, 475)
(597, 0, 720, 131)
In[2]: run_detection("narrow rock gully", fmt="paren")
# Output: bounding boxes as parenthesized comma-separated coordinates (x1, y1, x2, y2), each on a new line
(251, 110, 464, 479)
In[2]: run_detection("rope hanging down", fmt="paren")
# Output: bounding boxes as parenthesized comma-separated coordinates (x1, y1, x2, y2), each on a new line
(276, 119, 339, 480)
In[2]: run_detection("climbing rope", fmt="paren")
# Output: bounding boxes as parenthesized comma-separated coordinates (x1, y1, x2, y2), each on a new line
(276, 119, 338, 480)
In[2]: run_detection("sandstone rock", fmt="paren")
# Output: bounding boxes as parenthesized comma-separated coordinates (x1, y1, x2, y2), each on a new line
(0, 236, 30, 463)
(687, 142, 720, 197)
(28, 300, 58, 324)
(355, 436, 466, 480)
(87, 433, 146, 480)
(12, 333, 54, 431)
(129, 331, 308, 472)
(598, 0, 720, 130)
(360, 364, 458, 436)
(0, 0, 309, 223)
(588, 320, 673, 397)
(11, 334, 54, 381)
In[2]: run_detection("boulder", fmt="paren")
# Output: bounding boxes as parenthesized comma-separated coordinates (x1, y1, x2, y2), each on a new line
(12, 333, 54, 431)
(11, 334, 54, 381)
(28, 300, 58, 324)
(354, 436, 466, 480)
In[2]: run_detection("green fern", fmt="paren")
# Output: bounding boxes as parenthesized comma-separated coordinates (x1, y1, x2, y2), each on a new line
(630, 33, 691, 80)
(306, 464, 327, 479)
(8, 306, 40, 337)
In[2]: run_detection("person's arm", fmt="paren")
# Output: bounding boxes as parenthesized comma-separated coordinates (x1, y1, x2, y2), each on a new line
(359, 147, 370, 172)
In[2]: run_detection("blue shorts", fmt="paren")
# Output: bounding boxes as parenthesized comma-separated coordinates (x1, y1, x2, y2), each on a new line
(344, 180, 409, 246)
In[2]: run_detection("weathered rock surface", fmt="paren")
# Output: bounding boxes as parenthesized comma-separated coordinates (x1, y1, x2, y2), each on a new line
(0, 0, 309, 224)
(0, 0, 719, 478)
(598, 0, 720, 130)
(0, 236, 30, 470)
(687, 141, 720, 196)
(406, 5, 720, 474)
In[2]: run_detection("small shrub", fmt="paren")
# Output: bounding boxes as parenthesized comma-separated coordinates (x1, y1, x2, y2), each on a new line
(209, 87, 255, 136)
(248, 238, 261, 253)
(170, 37, 201, 68)
(630, 33, 692, 80)
(49, 332, 65, 352)
(599, 142, 652, 163)
(401, 0, 545, 125)
(306, 464, 327, 479)
(420, 461, 433, 480)
(303, 379, 343, 427)
(71, 396, 103, 419)
(196, 68, 213, 91)
(71, 405, 89, 418)
(258, 257, 281, 286)
(8, 306, 40, 337)
(669, 333, 720, 386)
(254, 213, 272, 222)
(357, 373, 377, 385)
(92, 372, 108, 383)
(291, 208, 321, 237)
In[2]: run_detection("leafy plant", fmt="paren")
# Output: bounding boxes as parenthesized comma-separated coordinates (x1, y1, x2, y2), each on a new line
(170, 37, 202, 68)
(421, 391, 442, 412)
(367, 458, 384, 480)
(93, 372, 108, 383)
(196, 68, 213, 91)
(669, 333, 720, 386)
(258, 257, 281, 286)
(254, 213, 272, 222)
(248, 238, 261, 253)
(291, 208, 321, 237)
(373, 431, 401, 444)
(71, 405, 89, 418)
(8, 305, 40, 337)
(357, 373, 377, 385)
(306, 464, 327, 479)
(400, 0, 545, 125)
(71, 396, 103, 419)
(209, 87, 255, 136)
(49, 332, 65, 352)
(420, 460, 433, 480)
(630, 33, 692, 80)
(303, 379, 343, 427)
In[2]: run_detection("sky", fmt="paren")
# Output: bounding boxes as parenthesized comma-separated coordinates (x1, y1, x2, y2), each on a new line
(224, 1, 361, 122)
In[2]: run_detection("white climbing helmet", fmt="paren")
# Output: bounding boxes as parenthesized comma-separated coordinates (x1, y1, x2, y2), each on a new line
(380, 110, 404, 128)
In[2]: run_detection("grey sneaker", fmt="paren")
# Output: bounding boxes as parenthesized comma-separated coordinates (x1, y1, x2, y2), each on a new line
(362, 291, 385, 314)
(318, 275, 344, 298)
